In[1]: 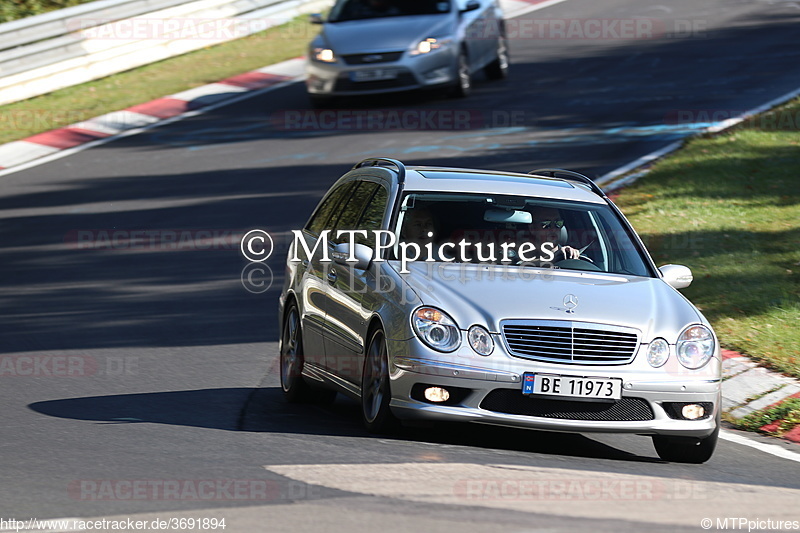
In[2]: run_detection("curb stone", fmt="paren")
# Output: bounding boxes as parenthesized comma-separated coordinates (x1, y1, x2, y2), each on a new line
(722, 350, 800, 445)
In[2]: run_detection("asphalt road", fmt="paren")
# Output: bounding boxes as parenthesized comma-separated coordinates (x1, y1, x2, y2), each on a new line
(2, 0, 800, 530)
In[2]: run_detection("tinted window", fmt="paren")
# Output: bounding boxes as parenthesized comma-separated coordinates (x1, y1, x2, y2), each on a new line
(329, 0, 451, 22)
(392, 192, 653, 277)
(355, 185, 389, 245)
(305, 182, 355, 235)
(331, 182, 380, 243)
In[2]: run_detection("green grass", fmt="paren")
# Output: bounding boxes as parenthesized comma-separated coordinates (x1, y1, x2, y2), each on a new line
(0, 15, 311, 144)
(0, 0, 98, 23)
(731, 397, 800, 435)
(615, 99, 800, 379)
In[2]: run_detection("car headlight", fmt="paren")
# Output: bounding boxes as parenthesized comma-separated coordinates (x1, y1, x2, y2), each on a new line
(646, 338, 669, 367)
(410, 37, 452, 55)
(468, 325, 494, 356)
(412, 307, 461, 352)
(676, 325, 715, 369)
(312, 47, 336, 63)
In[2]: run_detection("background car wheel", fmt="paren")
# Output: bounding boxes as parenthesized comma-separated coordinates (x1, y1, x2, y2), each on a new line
(484, 36, 509, 80)
(450, 51, 472, 98)
(361, 328, 398, 433)
(652, 414, 719, 463)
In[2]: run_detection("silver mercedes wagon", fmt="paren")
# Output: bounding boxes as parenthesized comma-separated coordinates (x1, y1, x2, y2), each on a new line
(278, 158, 722, 463)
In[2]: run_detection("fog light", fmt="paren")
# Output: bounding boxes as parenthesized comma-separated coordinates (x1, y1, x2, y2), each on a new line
(424, 387, 450, 403)
(682, 404, 705, 420)
(423, 67, 450, 81)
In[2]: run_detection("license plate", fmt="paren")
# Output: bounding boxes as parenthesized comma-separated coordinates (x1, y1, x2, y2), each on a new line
(351, 69, 398, 82)
(522, 373, 622, 401)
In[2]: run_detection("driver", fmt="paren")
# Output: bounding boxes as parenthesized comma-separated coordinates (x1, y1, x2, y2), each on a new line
(526, 206, 580, 262)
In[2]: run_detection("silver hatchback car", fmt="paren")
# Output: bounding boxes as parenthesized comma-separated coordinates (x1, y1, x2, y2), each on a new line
(305, 0, 508, 104)
(278, 158, 722, 463)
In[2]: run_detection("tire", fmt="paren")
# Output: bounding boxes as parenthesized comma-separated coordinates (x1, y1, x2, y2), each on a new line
(280, 303, 338, 405)
(361, 328, 398, 433)
(652, 413, 719, 464)
(280, 303, 313, 403)
(449, 51, 472, 98)
(484, 36, 509, 80)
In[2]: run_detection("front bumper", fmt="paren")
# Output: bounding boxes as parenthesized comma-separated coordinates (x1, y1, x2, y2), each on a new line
(387, 338, 722, 439)
(306, 49, 457, 96)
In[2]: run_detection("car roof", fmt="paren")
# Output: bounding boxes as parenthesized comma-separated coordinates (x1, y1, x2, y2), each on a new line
(400, 166, 607, 204)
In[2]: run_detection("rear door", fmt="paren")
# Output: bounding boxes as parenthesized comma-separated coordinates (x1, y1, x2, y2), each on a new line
(297, 181, 356, 368)
(323, 180, 390, 387)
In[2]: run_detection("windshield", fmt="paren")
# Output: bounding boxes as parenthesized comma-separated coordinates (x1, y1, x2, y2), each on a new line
(328, 0, 452, 22)
(392, 192, 654, 277)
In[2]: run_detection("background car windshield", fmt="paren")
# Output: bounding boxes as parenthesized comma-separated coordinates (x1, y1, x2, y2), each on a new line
(329, 0, 451, 21)
(393, 192, 653, 277)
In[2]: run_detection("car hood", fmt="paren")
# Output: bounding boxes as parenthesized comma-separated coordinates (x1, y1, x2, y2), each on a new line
(320, 15, 455, 55)
(396, 262, 705, 343)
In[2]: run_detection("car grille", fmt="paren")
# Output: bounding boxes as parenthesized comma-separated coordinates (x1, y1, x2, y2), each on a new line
(341, 52, 404, 65)
(334, 72, 417, 92)
(502, 320, 639, 365)
(480, 390, 654, 421)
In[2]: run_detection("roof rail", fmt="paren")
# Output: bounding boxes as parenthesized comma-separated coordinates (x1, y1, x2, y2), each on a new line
(528, 168, 606, 197)
(353, 158, 406, 183)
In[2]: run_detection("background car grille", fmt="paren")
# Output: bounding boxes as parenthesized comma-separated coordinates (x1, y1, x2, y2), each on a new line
(480, 390, 654, 421)
(334, 72, 417, 92)
(341, 52, 404, 65)
(502, 320, 639, 365)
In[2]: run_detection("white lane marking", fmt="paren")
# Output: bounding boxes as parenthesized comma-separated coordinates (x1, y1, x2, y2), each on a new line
(720, 429, 800, 464)
(598, 84, 800, 187)
(596, 140, 683, 188)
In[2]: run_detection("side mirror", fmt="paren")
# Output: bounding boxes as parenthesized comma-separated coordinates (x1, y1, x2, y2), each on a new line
(460, 0, 480, 13)
(332, 242, 374, 270)
(309, 13, 324, 24)
(659, 264, 693, 289)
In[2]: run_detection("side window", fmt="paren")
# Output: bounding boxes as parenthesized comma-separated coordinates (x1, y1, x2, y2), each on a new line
(331, 182, 379, 244)
(305, 182, 355, 235)
(355, 185, 389, 246)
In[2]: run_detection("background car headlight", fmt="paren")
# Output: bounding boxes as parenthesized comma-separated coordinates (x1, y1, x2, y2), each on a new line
(646, 338, 670, 367)
(312, 47, 336, 63)
(410, 37, 452, 55)
(468, 325, 494, 356)
(676, 325, 715, 369)
(413, 307, 461, 352)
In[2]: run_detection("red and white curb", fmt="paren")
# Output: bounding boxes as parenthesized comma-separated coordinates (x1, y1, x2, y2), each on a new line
(0, 57, 305, 172)
(720, 349, 800, 444)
